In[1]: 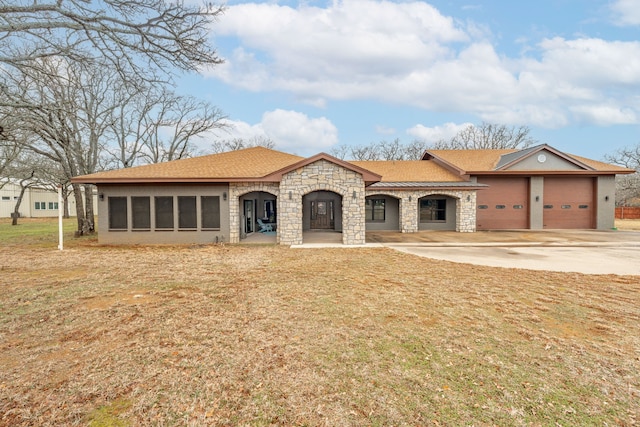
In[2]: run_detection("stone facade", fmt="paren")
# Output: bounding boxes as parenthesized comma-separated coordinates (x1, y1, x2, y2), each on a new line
(364, 189, 477, 233)
(279, 159, 366, 245)
(229, 168, 476, 245)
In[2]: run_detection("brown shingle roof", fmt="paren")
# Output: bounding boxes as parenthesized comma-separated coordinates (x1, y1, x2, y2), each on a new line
(427, 148, 634, 173)
(350, 160, 465, 182)
(569, 155, 634, 173)
(72, 147, 304, 183)
(426, 149, 515, 172)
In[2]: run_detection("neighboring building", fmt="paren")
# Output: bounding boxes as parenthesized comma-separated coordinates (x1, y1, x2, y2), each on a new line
(0, 181, 97, 218)
(71, 144, 634, 245)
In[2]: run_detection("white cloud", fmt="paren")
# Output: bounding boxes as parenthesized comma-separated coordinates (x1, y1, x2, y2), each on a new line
(261, 109, 338, 154)
(375, 125, 396, 135)
(610, 0, 640, 26)
(210, 110, 339, 156)
(570, 104, 638, 126)
(407, 122, 472, 142)
(205, 0, 640, 128)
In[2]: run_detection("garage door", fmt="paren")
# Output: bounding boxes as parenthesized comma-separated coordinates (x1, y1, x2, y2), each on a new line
(476, 177, 529, 230)
(543, 177, 594, 229)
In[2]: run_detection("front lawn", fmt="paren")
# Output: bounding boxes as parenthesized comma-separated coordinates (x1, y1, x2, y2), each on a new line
(0, 219, 638, 425)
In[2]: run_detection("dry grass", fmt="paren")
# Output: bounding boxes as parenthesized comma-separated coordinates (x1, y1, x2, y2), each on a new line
(0, 220, 639, 426)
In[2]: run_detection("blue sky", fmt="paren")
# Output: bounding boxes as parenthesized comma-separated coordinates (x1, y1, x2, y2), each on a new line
(178, 0, 640, 160)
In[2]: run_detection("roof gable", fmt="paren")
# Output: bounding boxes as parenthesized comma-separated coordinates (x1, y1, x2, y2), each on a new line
(496, 144, 594, 171)
(424, 144, 634, 175)
(265, 152, 382, 184)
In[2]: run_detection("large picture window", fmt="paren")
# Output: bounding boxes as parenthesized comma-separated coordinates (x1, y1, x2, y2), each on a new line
(420, 199, 446, 222)
(178, 196, 197, 229)
(108, 197, 128, 230)
(155, 196, 174, 229)
(132, 197, 151, 229)
(201, 196, 221, 229)
(365, 198, 385, 221)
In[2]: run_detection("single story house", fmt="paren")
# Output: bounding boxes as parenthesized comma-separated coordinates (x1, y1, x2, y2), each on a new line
(71, 144, 634, 245)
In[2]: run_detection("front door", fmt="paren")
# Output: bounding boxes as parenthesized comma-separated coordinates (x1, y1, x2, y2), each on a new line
(310, 200, 334, 229)
(244, 200, 254, 233)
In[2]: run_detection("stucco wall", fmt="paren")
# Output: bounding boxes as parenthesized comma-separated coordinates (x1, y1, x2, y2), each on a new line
(529, 176, 544, 229)
(363, 195, 400, 231)
(96, 184, 230, 244)
(509, 150, 583, 171)
(596, 175, 616, 229)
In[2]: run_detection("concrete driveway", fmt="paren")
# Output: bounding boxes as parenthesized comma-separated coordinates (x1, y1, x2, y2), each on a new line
(370, 230, 640, 275)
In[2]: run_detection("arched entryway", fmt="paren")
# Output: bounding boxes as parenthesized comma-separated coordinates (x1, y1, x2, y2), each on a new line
(302, 190, 343, 243)
(238, 190, 277, 242)
(364, 194, 400, 231)
(418, 194, 458, 231)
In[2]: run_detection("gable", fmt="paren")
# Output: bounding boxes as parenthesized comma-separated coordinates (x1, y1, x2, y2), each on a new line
(504, 148, 586, 171)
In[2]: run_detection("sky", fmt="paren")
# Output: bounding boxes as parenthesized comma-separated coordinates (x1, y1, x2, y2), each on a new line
(177, 0, 640, 161)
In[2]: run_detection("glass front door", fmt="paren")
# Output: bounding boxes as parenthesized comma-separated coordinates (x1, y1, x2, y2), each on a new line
(244, 200, 254, 233)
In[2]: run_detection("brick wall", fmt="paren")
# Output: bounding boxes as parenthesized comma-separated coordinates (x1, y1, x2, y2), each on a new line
(615, 206, 640, 219)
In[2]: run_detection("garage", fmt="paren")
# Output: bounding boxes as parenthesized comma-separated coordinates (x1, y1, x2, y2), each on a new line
(543, 177, 594, 229)
(476, 177, 529, 230)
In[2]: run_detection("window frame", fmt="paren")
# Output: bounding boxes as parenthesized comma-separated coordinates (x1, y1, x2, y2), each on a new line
(132, 196, 151, 230)
(108, 197, 128, 230)
(201, 196, 221, 230)
(365, 198, 386, 222)
(154, 196, 174, 230)
(419, 198, 447, 222)
(178, 196, 197, 230)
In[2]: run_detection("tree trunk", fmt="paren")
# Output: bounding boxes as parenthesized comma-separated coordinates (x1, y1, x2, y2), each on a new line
(63, 189, 70, 219)
(83, 184, 95, 233)
(72, 183, 88, 235)
(12, 186, 29, 225)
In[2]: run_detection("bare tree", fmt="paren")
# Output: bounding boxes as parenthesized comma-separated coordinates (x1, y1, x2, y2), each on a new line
(331, 139, 424, 161)
(605, 144, 640, 206)
(1, 57, 117, 233)
(138, 91, 227, 163)
(210, 136, 276, 154)
(0, 0, 224, 79)
(430, 122, 536, 150)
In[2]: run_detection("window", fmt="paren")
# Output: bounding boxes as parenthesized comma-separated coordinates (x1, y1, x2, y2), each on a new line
(48, 202, 58, 210)
(108, 197, 128, 230)
(561, 205, 571, 209)
(477, 205, 489, 209)
(1, 196, 9, 201)
(263, 200, 275, 221)
(495, 205, 506, 209)
(201, 196, 221, 229)
(178, 196, 197, 229)
(365, 199, 385, 221)
(513, 205, 524, 209)
(420, 199, 446, 222)
(35, 201, 46, 210)
(578, 205, 589, 209)
(155, 196, 174, 229)
(544, 205, 553, 209)
(132, 197, 151, 229)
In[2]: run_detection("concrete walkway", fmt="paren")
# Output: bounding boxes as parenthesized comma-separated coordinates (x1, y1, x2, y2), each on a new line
(381, 230, 640, 275)
(295, 230, 640, 275)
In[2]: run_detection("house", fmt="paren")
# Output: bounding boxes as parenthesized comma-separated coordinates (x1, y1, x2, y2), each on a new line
(1, 181, 67, 218)
(71, 144, 634, 245)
